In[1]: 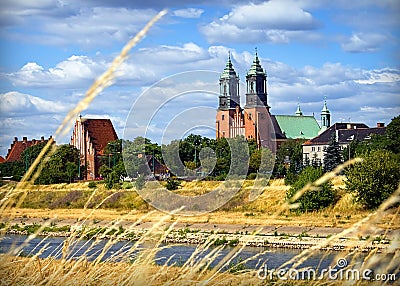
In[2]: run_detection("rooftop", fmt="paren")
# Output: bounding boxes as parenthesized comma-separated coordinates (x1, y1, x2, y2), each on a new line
(272, 115, 321, 140)
(81, 118, 118, 154)
(303, 123, 385, 145)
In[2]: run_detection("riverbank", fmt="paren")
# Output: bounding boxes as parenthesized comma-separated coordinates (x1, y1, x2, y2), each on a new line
(1, 217, 395, 252)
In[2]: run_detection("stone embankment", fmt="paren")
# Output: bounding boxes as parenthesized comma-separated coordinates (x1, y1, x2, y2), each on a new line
(2, 221, 392, 252)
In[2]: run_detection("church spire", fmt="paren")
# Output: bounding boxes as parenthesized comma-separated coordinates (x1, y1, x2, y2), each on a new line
(218, 52, 240, 110)
(295, 102, 303, 116)
(247, 47, 265, 77)
(321, 98, 331, 128)
(245, 49, 269, 108)
(220, 51, 236, 79)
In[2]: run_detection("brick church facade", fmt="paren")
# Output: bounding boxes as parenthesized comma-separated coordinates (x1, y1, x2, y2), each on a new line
(216, 51, 328, 149)
(70, 116, 118, 180)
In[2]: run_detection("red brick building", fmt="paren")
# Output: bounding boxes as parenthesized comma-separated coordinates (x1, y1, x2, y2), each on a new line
(216, 51, 323, 150)
(4, 136, 52, 162)
(70, 116, 118, 180)
(216, 51, 273, 149)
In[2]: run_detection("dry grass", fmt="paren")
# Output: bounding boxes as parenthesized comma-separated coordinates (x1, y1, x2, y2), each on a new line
(1, 178, 397, 228)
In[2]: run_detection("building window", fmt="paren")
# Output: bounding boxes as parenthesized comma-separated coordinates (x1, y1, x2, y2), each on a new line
(311, 147, 315, 152)
(222, 115, 225, 120)
(317, 146, 321, 152)
(222, 131, 225, 138)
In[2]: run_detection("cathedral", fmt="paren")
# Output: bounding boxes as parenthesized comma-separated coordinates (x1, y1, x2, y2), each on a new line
(216, 51, 331, 149)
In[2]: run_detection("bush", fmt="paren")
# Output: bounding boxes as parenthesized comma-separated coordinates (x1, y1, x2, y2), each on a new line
(105, 171, 120, 189)
(284, 171, 298, 186)
(345, 149, 400, 209)
(246, 173, 257, 180)
(88, 181, 97, 189)
(286, 166, 336, 212)
(165, 178, 181, 190)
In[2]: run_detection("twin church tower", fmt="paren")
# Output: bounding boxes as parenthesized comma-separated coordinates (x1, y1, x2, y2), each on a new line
(216, 50, 331, 149)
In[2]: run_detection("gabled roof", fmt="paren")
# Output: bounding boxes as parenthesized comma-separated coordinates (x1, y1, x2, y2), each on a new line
(82, 119, 118, 155)
(272, 115, 321, 140)
(0, 156, 5, 163)
(303, 123, 385, 145)
(146, 155, 168, 174)
(4, 136, 51, 162)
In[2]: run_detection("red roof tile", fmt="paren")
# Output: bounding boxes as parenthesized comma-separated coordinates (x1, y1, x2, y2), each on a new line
(83, 119, 118, 155)
(5, 137, 51, 162)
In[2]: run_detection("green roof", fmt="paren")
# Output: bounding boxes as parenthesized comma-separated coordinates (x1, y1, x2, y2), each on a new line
(274, 115, 321, 139)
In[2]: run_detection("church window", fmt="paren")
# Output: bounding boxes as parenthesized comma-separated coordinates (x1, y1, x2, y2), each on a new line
(224, 84, 227, 95)
(222, 115, 225, 120)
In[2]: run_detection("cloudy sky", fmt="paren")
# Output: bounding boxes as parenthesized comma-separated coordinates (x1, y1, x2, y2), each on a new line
(0, 0, 399, 157)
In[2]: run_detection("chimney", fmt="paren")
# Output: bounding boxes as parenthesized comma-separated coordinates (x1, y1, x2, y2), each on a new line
(41, 136, 45, 142)
(346, 124, 352, 129)
(23, 136, 27, 142)
(32, 139, 36, 144)
(377, 122, 385, 128)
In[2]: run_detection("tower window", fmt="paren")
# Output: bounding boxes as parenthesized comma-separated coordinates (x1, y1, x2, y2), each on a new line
(222, 115, 225, 120)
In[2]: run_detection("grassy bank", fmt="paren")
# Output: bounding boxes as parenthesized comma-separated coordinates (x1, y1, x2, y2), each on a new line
(0, 178, 396, 229)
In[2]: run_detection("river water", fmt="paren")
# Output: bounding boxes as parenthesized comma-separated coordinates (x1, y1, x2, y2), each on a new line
(0, 234, 393, 276)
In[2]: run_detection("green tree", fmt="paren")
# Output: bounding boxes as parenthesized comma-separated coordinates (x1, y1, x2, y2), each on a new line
(227, 136, 249, 177)
(35, 144, 80, 184)
(105, 170, 120, 189)
(123, 137, 148, 178)
(273, 139, 306, 180)
(323, 135, 343, 172)
(345, 149, 400, 209)
(99, 165, 112, 178)
(249, 147, 274, 175)
(66, 161, 78, 183)
(385, 115, 400, 154)
(286, 166, 336, 212)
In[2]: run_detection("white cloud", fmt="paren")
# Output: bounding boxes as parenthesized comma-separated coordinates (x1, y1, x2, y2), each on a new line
(354, 68, 400, 84)
(227, 1, 318, 30)
(1, 4, 159, 47)
(201, 0, 321, 44)
(341, 32, 389, 53)
(173, 8, 204, 18)
(0, 91, 71, 115)
(4, 55, 107, 87)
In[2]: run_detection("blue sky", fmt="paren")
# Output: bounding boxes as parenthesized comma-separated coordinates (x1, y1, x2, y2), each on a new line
(0, 0, 399, 156)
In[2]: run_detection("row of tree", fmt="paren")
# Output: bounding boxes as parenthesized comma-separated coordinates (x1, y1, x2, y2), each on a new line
(0, 143, 79, 184)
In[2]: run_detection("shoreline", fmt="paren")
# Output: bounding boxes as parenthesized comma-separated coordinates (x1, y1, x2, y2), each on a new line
(1, 219, 394, 253)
